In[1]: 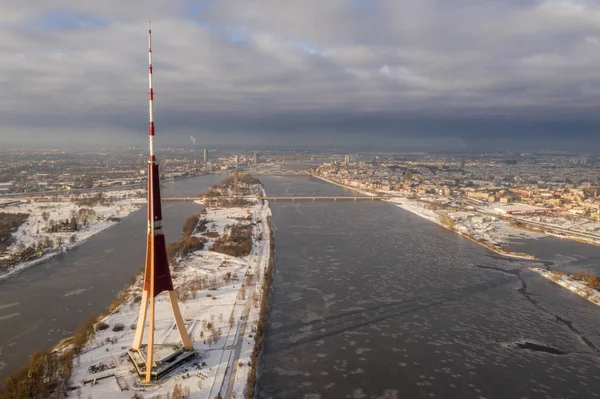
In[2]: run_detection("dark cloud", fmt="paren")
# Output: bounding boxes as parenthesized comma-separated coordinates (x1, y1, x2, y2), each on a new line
(1, 0, 600, 150)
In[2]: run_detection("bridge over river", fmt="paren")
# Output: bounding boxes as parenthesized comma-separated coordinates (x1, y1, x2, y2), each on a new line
(163, 195, 386, 202)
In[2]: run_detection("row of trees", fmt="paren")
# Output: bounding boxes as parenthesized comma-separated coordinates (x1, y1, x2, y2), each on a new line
(72, 192, 112, 207)
(438, 215, 456, 231)
(0, 311, 100, 399)
(246, 216, 275, 398)
(166, 214, 212, 265)
(41, 207, 96, 228)
(14, 234, 76, 253)
(574, 270, 600, 291)
(175, 274, 224, 301)
(199, 174, 262, 202)
(199, 323, 223, 346)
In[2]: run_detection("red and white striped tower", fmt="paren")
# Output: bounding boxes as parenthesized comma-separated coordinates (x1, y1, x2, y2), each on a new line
(132, 21, 193, 383)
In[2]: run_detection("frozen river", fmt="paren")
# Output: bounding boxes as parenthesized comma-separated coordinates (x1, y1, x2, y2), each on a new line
(257, 176, 600, 398)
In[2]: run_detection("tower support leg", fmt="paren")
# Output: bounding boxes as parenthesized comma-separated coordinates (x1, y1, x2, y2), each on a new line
(146, 238, 156, 383)
(146, 293, 155, 382)
(168, 290, 193, 349)
(132, 290, 149, 349)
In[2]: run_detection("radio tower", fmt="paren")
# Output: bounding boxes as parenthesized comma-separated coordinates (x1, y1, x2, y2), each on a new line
(132, 21, 193, 383)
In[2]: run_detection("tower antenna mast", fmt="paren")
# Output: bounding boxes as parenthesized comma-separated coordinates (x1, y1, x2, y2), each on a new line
(131, 21, 193, 383)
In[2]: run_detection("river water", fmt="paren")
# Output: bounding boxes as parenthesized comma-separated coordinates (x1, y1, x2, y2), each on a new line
(2, 174, 600, 398)
(0, 175, 222, 383)
(257, 176, 600, 399)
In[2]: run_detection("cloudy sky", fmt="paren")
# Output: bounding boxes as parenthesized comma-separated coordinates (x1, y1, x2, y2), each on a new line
(2, 0, 600, 151)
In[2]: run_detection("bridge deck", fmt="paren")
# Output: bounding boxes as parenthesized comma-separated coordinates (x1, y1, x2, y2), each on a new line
(163, 196, 384, 202)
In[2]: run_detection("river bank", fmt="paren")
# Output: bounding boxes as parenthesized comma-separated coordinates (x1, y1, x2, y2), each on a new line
(64, 178, 272, 399)
(310, 173, 536, 260)
(0, 189, 145, 282)
(531, 268, 600, 307)
(389, 198, 537, 260)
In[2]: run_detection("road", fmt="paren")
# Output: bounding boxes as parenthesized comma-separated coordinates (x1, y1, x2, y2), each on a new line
(223, 229, 267, 399)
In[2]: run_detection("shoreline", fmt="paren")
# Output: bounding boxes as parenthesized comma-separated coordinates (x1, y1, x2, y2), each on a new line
(308, 172, 376, 197)
(0, 173, 206, 200)
(391, 199, 536, 260)
(531, 268, 600, 307)
(310, 173, 536, 260)
(245, 207, 275, 398)
(0, 212, 138, 282)
(0, 199, 143, 282)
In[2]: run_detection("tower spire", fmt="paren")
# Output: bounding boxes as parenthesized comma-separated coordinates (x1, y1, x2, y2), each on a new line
(148, 20, 155, 161)
(132, 21, 193, 383)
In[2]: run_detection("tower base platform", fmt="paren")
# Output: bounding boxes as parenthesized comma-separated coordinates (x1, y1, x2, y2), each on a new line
(127, 345, 196, 381)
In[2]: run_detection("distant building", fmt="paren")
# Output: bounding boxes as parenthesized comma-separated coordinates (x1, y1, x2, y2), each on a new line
(344, 154, 350, 165)
(570, 156, 587, 166)
(203, 148, 208, 163)
(405, 168, 412, 181)
(253, 152, 259, 164)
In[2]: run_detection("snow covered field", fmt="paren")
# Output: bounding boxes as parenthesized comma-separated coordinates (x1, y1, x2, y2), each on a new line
(0, 190, 145, 281)
(70, 187, 272, 399)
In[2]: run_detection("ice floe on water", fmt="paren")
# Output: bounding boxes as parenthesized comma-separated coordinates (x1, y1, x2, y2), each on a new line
(63, 287, 90, 297)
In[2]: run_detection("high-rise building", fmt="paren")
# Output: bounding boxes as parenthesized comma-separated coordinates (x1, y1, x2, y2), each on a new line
(405, 168, 412, 181)
(460, 159, 465, 171)
(203, 148, 208, 163)
(570, 156, 587, 166)
(344, 154, 350, 165)
(254, 152, 259, 164)
(234, 155, 239, 167)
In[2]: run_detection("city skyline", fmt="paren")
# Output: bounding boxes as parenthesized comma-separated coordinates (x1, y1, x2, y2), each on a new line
(2, 1, 600, 149)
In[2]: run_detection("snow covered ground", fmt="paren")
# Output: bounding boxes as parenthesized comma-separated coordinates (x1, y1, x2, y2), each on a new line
(0, 190, 145, 281)
(70, 187, 272, 399)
